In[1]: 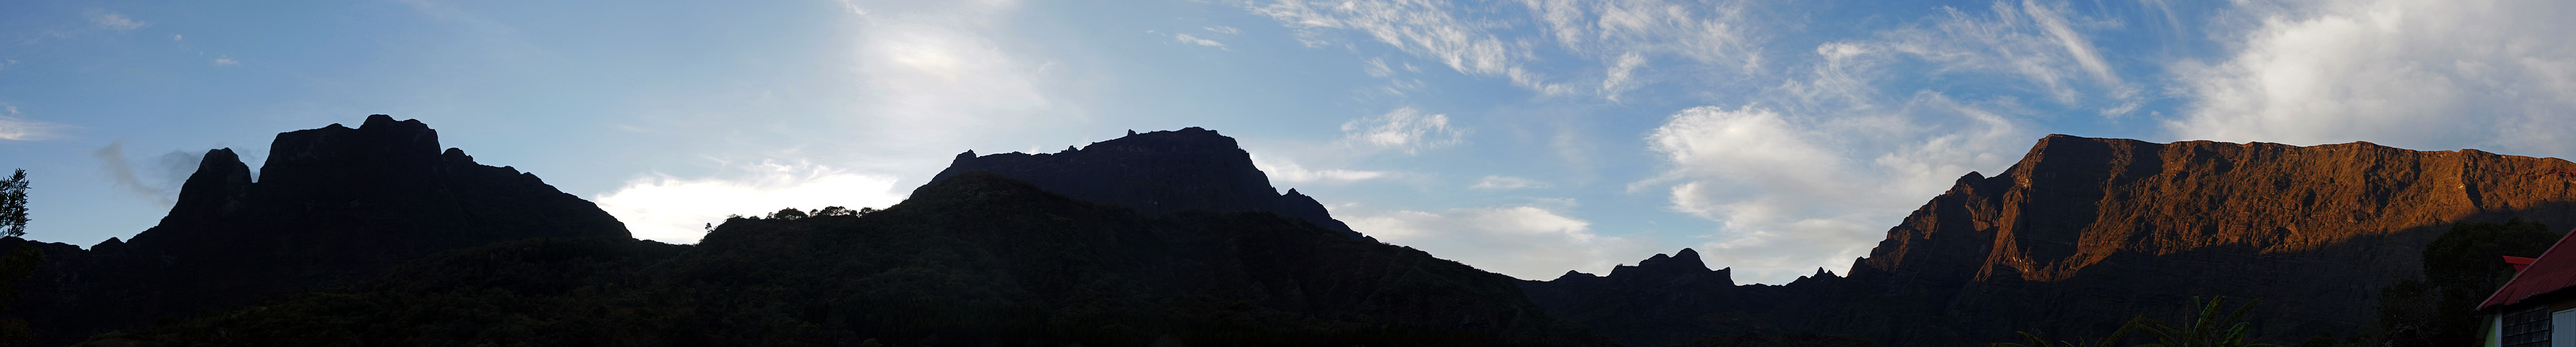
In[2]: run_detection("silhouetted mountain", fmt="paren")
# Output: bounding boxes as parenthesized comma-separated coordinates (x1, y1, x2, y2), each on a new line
(78, 171, 1609, 346)
(0, 115, 628, 344)
(1517, 248, 1759, 346)
(1523, 135, 2576, 345)
(930, 127, 1366, 240)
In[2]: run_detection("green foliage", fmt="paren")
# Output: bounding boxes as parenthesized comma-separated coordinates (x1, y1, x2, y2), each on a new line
(2424, 219, 2555, 289)
(1993, 324, 2136, 347)
(766, 208, 809, 220)
(1994, 296, 2286, 347)
(1687, 332, 1880, 347)
(2376, 219, 2555, 346)
(2131, 296, 2281, 347)
(1, 169, 26, 238)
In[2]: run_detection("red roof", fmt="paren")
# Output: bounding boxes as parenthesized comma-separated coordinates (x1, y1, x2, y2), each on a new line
(2508, 256, 2539, 273)
(2480, 229, 2576, 310)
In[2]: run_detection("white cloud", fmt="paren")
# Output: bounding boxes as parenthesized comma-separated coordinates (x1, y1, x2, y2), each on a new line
(1347, 204, 1653, 280)
(0, 105, 67, 141)
(1252, 155, 1392, 184)
(171, 34, 182, 41)
(1339, 107, 1464, 154)
(1204, 26, 1239, 34)
(212, 56, 239, 66)
(1469, 175, 1546, 190)
(1645, 105, 1853, 205)
(87, 12, 147, 31)
(593, 160, 906, 244)
(1169, 33, 1225, 47)
(2167, 0, 2576, 158)
(1642, 98, 2025, 284)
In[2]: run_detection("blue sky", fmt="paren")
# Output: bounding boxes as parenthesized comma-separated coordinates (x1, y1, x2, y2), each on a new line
(4, 0, 2573, 284)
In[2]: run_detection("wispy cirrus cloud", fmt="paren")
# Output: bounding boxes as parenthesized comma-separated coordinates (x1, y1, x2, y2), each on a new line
(1823, 0, 2140, 115)
(87, 11, 148, 31)
(1250, 0, 1570, 94)
(1247, 0, 1761, 99)
(1169, 33, 1225, 47)
(1469, 175, 1546, 190)
(0, 104, 69, 141)
(1338, 107, 1463, 155)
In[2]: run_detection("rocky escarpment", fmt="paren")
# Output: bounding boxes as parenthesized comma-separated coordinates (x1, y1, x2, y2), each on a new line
(928, 127, 1364, 239)
(1, 115, 629, 343)
(1526, 135, 2576, 345)
(1845, 135, 2576, 342)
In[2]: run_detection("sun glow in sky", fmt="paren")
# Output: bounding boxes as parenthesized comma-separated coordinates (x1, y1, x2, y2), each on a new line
(4, 0, 2574, 284)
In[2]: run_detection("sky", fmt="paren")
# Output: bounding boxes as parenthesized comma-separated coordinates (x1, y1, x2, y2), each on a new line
(3, 0, 2573, 285)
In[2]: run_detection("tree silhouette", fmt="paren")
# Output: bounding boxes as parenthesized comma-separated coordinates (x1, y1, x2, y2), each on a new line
(0, 169, 38, 346)
(0, 169, 26, 238)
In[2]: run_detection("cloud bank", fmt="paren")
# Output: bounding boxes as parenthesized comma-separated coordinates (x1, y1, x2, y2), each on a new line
(593, 161, 906, 244)
(1347, 204, 1652, 280)
(2167, 0, 2576, 158)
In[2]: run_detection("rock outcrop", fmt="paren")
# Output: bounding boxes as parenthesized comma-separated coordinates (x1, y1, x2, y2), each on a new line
(1526, 135, 2576, 345)
(1, 115, 629, 343)
(927, 127, 1365, 239)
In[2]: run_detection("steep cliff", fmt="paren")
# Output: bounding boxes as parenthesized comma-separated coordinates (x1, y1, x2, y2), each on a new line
(2, 115, 629, 342)
(928, 127, 1364, 239)
(1527, 135, 2576, 345)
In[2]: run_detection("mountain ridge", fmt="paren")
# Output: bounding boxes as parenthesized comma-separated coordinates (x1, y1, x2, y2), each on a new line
(1524, 134, 2576, 345)
(2, 115, 631, 344)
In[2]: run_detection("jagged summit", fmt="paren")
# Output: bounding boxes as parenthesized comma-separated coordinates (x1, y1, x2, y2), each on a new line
(926, 128, 1365, 239)
(1606, 248, 1720, 279)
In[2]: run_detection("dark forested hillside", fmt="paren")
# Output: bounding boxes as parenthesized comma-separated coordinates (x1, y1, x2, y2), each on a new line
(932, 127, 1365, 239)
(78, 171, 1605, 346)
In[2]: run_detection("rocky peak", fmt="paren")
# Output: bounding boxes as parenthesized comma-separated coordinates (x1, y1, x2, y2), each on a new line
(1607, 248, 1721, 280)
(926, 128, 1364, 239)
(8, 115, 630, 343)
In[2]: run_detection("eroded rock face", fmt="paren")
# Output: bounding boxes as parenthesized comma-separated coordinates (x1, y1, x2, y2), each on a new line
(1843, 135, 2576, 342)
(926, 127, 1365, 239)
(1528, 135, 2576, 345)
(1, 115, 629, 343)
